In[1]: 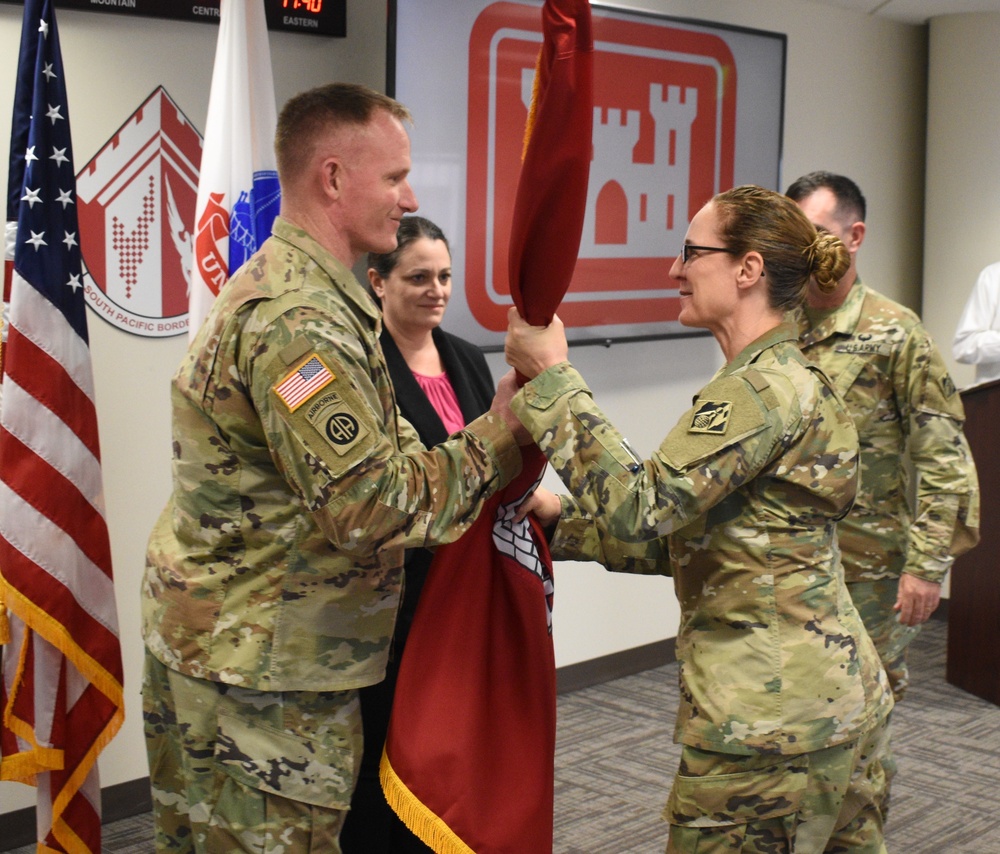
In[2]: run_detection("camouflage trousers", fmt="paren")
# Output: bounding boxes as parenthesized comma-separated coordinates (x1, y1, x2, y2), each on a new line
(848, 576, 919, 818)
(142, 651, 363, 853)
(664, 717, 889, 854)
(847, 577, 920, 703)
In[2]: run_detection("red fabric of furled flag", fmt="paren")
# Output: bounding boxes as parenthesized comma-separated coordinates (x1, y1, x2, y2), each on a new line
(1, 1, 124, 851)
(508, 0, 594, 328)
(380, 1, 592, 851)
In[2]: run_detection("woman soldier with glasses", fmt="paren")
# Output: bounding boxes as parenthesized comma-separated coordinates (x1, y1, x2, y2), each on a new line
(504, 185, 893, 854)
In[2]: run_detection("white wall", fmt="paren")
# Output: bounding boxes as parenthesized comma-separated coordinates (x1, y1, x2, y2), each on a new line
(923, 12, 1000, 390)
(0, 0, 937, 815)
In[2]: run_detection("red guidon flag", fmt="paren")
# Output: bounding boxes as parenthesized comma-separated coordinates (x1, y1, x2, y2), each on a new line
(380, 1, 593, 851)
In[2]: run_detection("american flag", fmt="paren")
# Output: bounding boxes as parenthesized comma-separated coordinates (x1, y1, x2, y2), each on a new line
(1, 1, 124, 851)
(274, 355, 335, 411)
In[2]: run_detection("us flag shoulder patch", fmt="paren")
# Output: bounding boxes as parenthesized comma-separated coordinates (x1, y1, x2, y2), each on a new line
(275, 354, 336, 411)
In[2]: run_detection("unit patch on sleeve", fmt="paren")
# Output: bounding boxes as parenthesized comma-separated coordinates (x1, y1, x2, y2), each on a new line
(275, 354, 336, 412)
(304, 390, 370, 456)
(940, 373, 957, 399)
(689, 400, 732, 434)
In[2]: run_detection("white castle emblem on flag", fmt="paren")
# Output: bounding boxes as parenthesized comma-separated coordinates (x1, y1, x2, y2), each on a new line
(492, 471, 555, 632)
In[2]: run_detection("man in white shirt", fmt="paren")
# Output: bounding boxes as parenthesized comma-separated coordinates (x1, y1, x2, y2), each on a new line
(953, 261, 1000, 385)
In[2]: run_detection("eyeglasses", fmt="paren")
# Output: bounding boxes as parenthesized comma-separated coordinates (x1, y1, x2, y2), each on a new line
(679, 244, 732, 264)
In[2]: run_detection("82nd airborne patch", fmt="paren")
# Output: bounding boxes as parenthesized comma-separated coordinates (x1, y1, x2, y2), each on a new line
(690, 400, 732, 434)
(305, 390, 369, 456)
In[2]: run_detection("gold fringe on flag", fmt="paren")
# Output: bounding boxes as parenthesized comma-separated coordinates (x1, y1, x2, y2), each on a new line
(379, 749, 476, 854)
(0, 577, 10, 645)
(0, 583, 124, 786)
(0, 596, 64, 782)
(521, 48, 544, 162)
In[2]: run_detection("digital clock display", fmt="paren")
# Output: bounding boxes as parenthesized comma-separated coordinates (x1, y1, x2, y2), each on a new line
(0, 0, 346, 38)
(276, 0, 340, 34)
(283, 0, 322, 11)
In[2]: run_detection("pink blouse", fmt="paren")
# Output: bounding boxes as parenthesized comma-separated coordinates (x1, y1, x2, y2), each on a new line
(413, 370, 466, 435)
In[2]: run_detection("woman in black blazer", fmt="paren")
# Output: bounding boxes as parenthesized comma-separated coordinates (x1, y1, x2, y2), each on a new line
(340, 216, 493, 853)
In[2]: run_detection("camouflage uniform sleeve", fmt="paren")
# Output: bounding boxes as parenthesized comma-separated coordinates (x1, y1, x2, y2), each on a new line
(511, 362, 782, 544)
(248, 316, 522, 556)
(550, 495, 671, 576)
(897, 327, 981, 582)
(395, 410, 426, 455)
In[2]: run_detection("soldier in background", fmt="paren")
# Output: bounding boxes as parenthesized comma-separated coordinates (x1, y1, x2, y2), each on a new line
(140, 83, 528, 853)
(507, 186, 894, 852)
(786, 170, 980, 808)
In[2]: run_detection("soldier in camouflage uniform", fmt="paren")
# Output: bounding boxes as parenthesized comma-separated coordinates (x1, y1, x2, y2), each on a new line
(141, 84, 527, 853)
(505, 186, 894, 853)
(786, 172, 980, 809)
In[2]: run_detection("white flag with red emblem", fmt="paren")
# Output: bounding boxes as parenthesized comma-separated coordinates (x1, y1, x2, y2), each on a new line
(188, 0, 280, 339)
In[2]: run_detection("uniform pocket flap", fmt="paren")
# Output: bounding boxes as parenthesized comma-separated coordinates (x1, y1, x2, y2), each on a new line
(216, 709, 355, 809)
(665, 753, 808, 828)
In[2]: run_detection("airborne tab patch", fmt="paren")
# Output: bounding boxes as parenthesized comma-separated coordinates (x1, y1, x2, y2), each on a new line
(275, 354, 336, 412)
(690, 400, 732, 434)
(305, 391, 369, 455)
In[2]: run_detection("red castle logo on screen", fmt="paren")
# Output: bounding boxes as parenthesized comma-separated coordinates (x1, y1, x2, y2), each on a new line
(466, 3, 736, 333)
(77, 86, 202, 338)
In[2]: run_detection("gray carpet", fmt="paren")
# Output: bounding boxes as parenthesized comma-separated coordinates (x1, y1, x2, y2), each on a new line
(5, 618, 999, 852)
(553, 617, 1000, 853)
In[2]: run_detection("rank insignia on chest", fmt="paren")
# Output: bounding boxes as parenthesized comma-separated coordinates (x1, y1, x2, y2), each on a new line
(275, 354, 336, 411)
(690, 400, 732, 434)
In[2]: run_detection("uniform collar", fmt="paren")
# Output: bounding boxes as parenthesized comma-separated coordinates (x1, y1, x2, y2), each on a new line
(795, 278, 867, 345)
(723, 319, 800, 376)
(271, 216, 381, 324)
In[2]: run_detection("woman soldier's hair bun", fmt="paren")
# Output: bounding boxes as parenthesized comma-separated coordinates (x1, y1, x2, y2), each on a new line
(807, 231, 850, 294)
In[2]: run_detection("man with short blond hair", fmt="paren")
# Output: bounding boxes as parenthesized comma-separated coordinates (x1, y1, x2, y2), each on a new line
(141, 83, 528, 852)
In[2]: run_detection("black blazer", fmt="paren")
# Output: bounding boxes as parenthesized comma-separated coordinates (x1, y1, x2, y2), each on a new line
(380, 326, 494, 448)
(379, 325, 495, 639)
